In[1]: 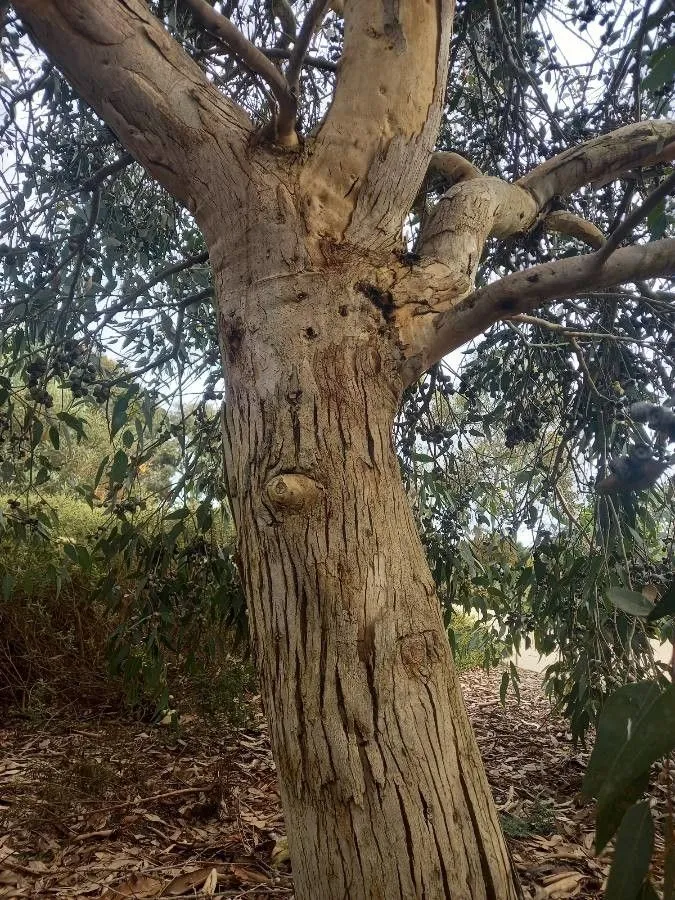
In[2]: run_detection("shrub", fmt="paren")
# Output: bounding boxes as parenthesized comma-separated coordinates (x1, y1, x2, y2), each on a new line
(0, 492, 246, 717)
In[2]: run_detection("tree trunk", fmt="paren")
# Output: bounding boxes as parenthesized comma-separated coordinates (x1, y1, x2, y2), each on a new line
(215, 251, 521, 899)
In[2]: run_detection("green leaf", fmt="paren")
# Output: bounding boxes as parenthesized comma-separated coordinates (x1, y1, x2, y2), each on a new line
(586, 682, 675, 850)
(56, 410, 87, 440)
(584, 682, 659, 797)
(196, 501, 213, 533)
(35, 466, 50, 485)
(110, 450, 129, 484)
(642, 45, 675, 92)
(48, 425, 60, 450)
(93, 454, 110, 491)
(509, 662, 521, 703)
(604, 802, 653, 900)
(63, 542, 79, 564)
(31, 419, 43, 448)
(607, 587, 654, 617)
(166, 506, 190, 520)
(597, 772, 650, 858)
(111, 394, 130, 438)
(499, 670, 509, 706)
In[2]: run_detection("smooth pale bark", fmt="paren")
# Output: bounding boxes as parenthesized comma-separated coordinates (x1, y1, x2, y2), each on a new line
(212, 229, 520, 898)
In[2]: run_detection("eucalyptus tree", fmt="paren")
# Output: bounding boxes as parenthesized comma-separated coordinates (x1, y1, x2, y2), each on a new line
(2, 0, 674, 896)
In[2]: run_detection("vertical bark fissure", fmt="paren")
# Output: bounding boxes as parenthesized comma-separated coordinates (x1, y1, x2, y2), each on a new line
(394, 781, 420, 894)
(458, 769, 499, 900)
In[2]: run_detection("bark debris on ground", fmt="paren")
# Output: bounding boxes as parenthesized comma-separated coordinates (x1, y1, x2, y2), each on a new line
(0, 669, 621, 898)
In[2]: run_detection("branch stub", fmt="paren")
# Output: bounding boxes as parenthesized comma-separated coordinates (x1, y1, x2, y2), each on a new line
(265, 473, 323, 514)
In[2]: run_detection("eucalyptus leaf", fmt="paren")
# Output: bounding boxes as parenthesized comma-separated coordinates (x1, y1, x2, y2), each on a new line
(604, 802, 653, 900)
(607, 587, 654, 618)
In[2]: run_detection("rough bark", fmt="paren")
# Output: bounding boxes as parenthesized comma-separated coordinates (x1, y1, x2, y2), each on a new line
(213, 228, 520, 898)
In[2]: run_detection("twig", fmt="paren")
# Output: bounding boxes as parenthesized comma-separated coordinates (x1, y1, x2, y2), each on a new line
(511, 313, 653, 345)
(486, 0, 567, 143)
(263, 47, 337, 73)
(90, 782, 215, 811)
(73, 828, 115, 842)
(286, 0, 332, 96)
(79, 153, 134, 190)
(181, 0, 296, 143)
(595, 170, 675, 266)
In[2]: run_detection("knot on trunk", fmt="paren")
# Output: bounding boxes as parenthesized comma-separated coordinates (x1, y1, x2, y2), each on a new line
(399, 631, 442, 680)
(265, 473, 323, 514)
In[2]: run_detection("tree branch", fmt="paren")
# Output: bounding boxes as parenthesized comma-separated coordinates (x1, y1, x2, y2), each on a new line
(264, 47, 337, 73)
(400, 238, 675, 384)
(516, 120, 675, 208)
(181, 0, 298, 145)
(543, 210, 605, 249)
(286, 0, 331, 96)
(299, 0, 455, 249)
(427, 152, 483, 186)
(594, 170, 675, 265)
(12, 0, 255, 215)
(419, 121, 675, 270)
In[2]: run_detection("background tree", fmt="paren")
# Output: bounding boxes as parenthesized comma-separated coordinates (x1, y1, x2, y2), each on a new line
(1, 1, 674, 897)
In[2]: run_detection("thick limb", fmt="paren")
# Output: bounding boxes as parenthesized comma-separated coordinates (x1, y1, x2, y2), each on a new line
(13, 0, 255, 215)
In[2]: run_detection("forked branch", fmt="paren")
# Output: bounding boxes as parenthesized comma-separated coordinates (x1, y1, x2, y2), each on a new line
(299, 0, 455, 248)
(286, 0, 332, 96)
(398, 121, 675, 384)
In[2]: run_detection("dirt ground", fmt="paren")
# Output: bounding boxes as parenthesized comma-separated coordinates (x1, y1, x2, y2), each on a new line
(0, 668, 651, 899)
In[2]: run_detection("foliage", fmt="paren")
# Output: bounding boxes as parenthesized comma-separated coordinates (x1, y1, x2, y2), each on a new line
(578, 578, 675, 897)
(449, 612, 505, 671)
(500, 799, 555, 839)
(0, 487, 244, 716)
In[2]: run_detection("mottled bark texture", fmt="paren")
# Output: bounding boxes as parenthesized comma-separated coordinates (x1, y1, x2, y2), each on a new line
(13, 0, 675, 896)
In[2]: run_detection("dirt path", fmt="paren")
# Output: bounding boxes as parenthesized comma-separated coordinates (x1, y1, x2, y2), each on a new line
(1, 669, 614, 899)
